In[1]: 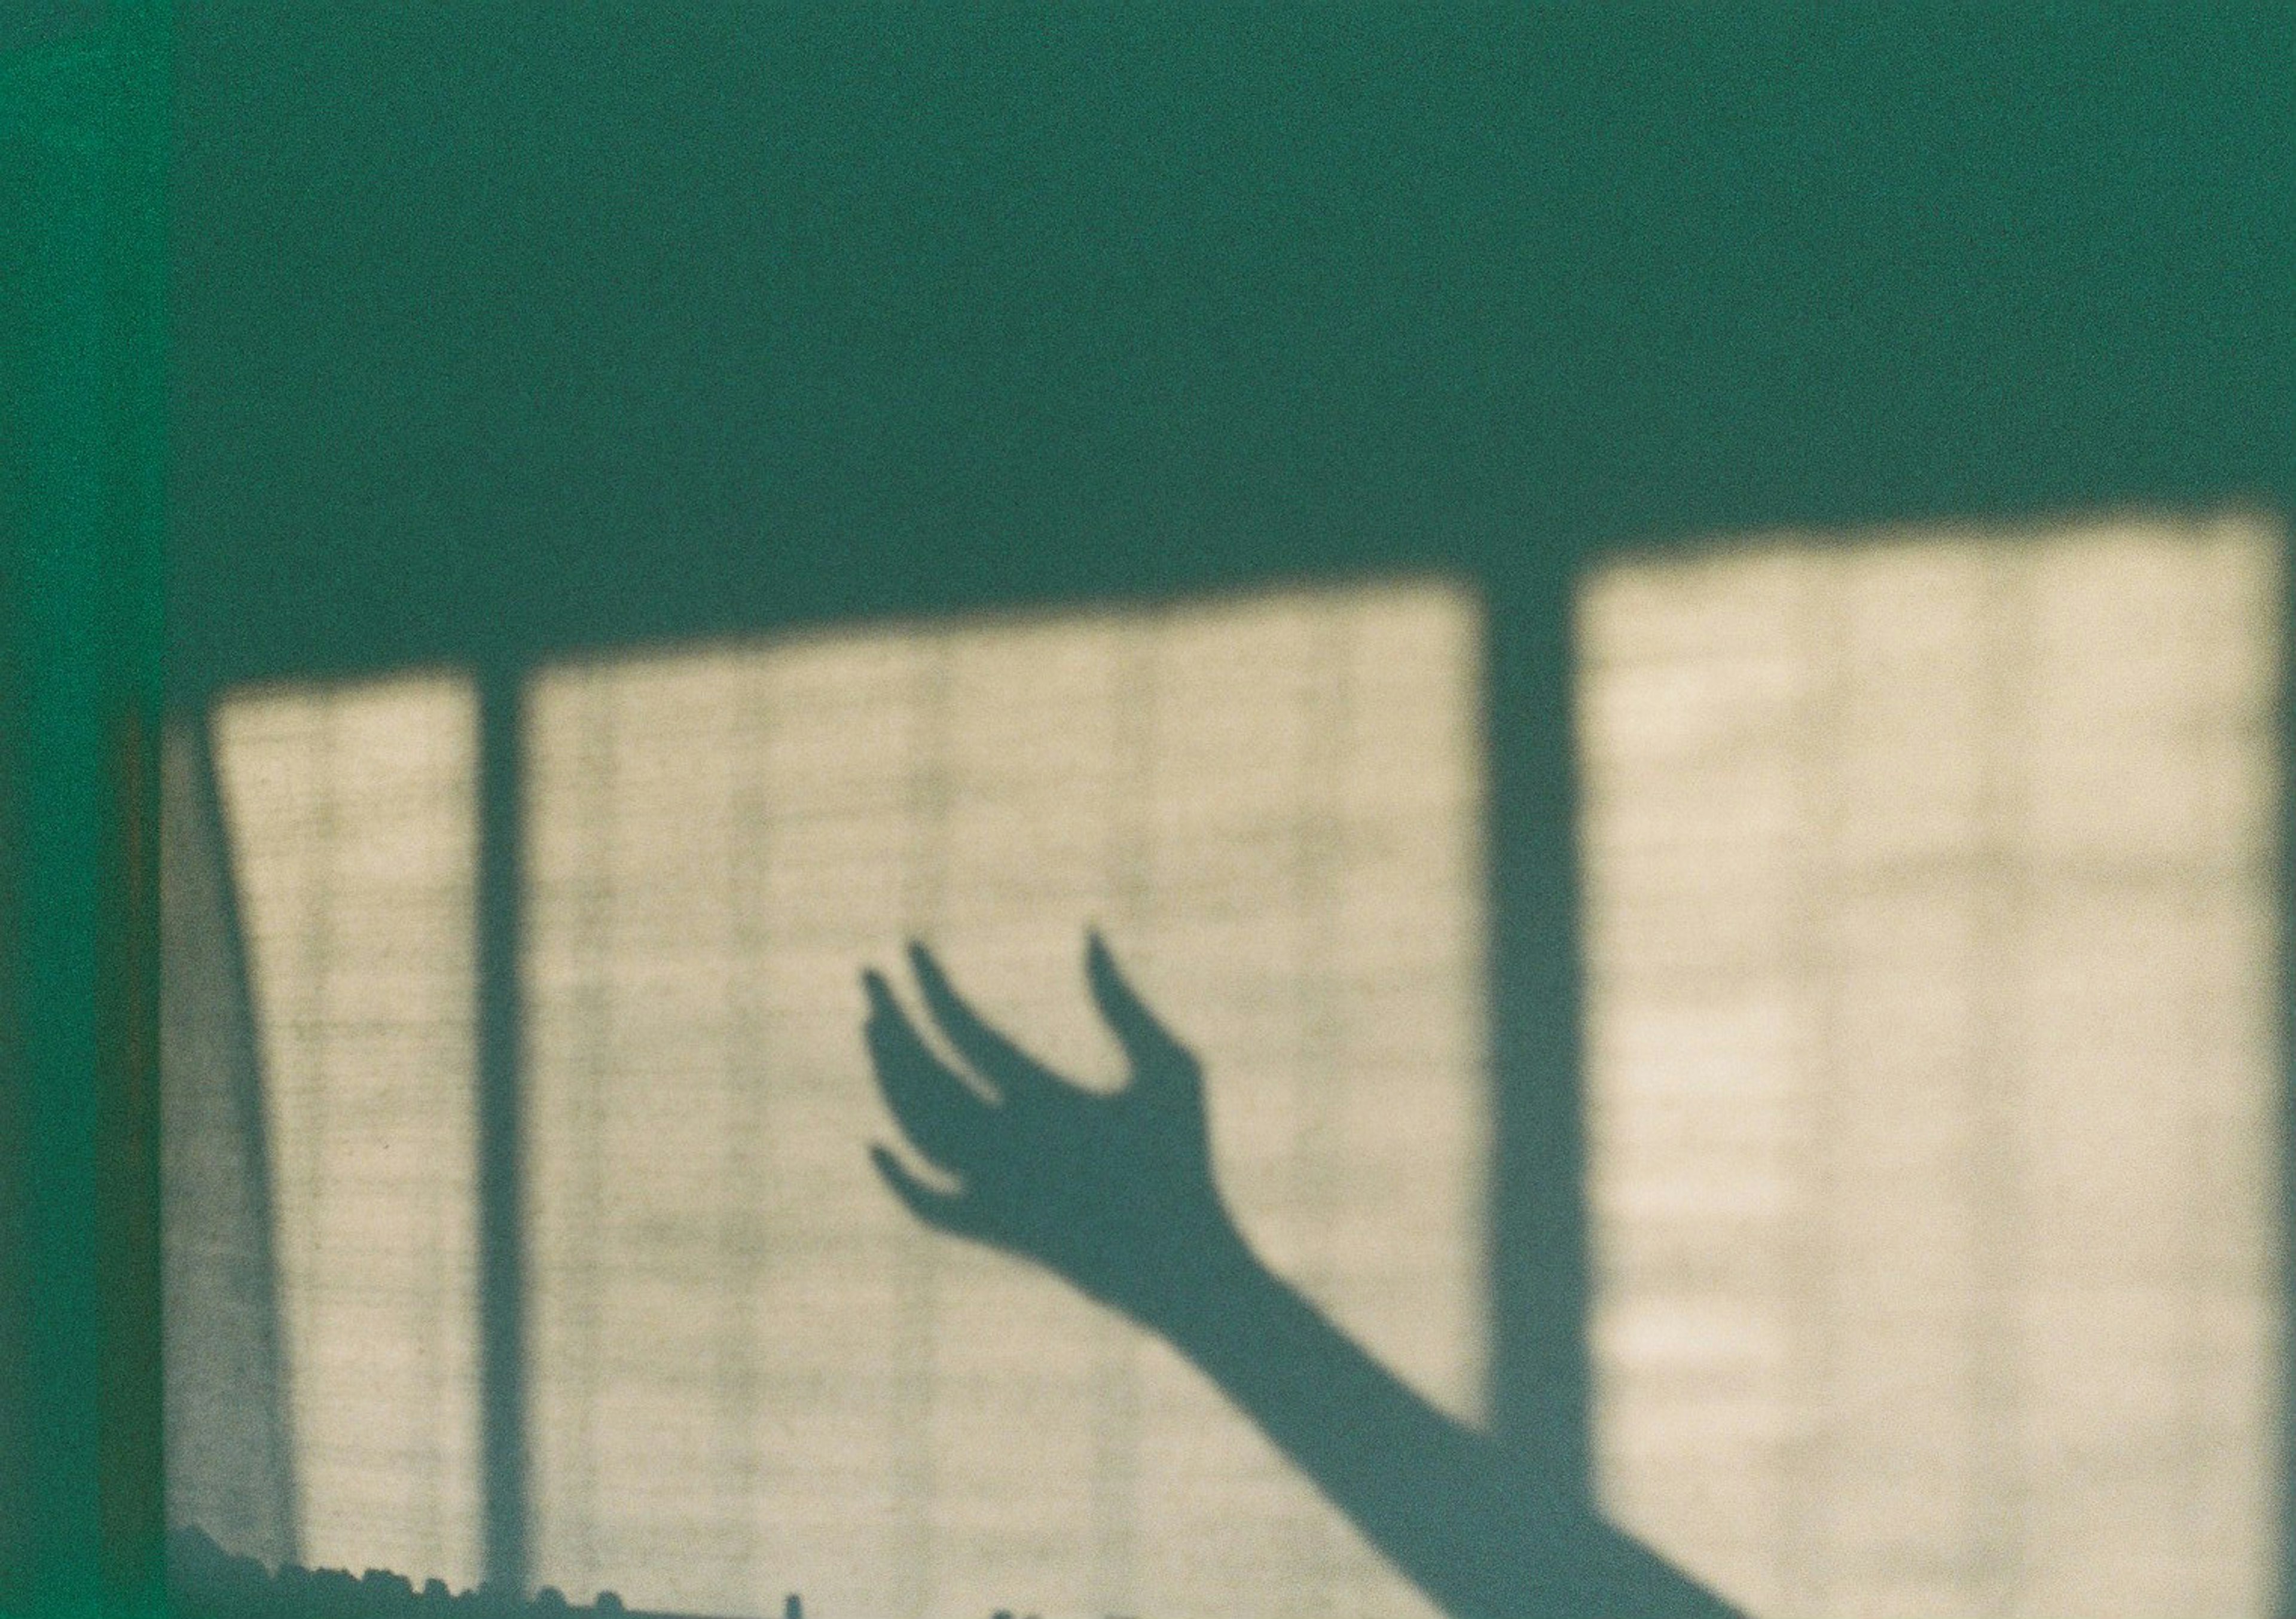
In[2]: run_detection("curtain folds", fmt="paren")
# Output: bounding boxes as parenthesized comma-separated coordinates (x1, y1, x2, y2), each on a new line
(161, 719, 298, 1566)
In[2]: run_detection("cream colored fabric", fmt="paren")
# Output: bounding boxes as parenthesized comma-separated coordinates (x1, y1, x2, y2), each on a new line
(1580, 514, 2281, 1619)
(185, 520, 2283, 1619)
(212, 677, 484, 1587)
(210, 588, 1485, 1619)
(161, 723, 300, 1567)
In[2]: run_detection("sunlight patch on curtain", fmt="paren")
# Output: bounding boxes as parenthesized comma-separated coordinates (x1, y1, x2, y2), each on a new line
(1578, 512, 2282, 1619)
(201, 586, 1488, 1618)
(211, 676, 483, 1590)
(518, 584, 1487, 1619)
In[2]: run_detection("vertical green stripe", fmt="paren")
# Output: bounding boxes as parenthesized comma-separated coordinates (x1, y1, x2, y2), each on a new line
(0, 5, 169, 1617)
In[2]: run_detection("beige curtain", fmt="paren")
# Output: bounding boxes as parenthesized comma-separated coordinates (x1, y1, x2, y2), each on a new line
(161, 721, 300, 1566)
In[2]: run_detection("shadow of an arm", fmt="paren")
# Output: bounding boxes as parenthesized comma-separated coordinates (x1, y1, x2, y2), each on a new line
(863, 936, 1742, 1619)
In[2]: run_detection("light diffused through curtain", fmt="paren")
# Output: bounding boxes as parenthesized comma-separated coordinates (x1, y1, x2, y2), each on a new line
(197, 586, 1489, 1619)
(160, 721, 298, 1567)
(167, 520, 2286, 1619)
(1580, 513, 2282, 1619)
(208, 677, 483, 1588)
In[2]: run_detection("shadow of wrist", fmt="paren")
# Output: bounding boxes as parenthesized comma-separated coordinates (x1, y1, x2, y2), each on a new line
(1083, 1206, 1268, 1340)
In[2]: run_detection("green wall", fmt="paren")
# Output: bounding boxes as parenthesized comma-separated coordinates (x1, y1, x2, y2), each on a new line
(168, 5, 2290, 686)
(0, 2, 2254, 1612)
(1, 5, 167, 1617)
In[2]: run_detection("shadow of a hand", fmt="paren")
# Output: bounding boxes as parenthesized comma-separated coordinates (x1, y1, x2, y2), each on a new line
(863, 932, 1248, 1325)
(860, 931, 1743, 1619)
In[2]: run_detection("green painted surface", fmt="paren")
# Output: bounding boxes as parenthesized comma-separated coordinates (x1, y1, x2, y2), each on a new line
(0, 4, 2270, 1614)
(0, 5, 168, 1617)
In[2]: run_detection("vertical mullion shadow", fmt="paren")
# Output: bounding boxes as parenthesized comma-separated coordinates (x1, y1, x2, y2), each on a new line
(1482, 557, 1596, 1516)
(2278, 549, 2296, 1619)
(477, 667, 530, 1594)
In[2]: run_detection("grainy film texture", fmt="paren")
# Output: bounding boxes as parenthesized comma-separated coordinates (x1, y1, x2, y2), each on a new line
(1580, 514, 2282, 1619)
(205, 585, 1488, 1619)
